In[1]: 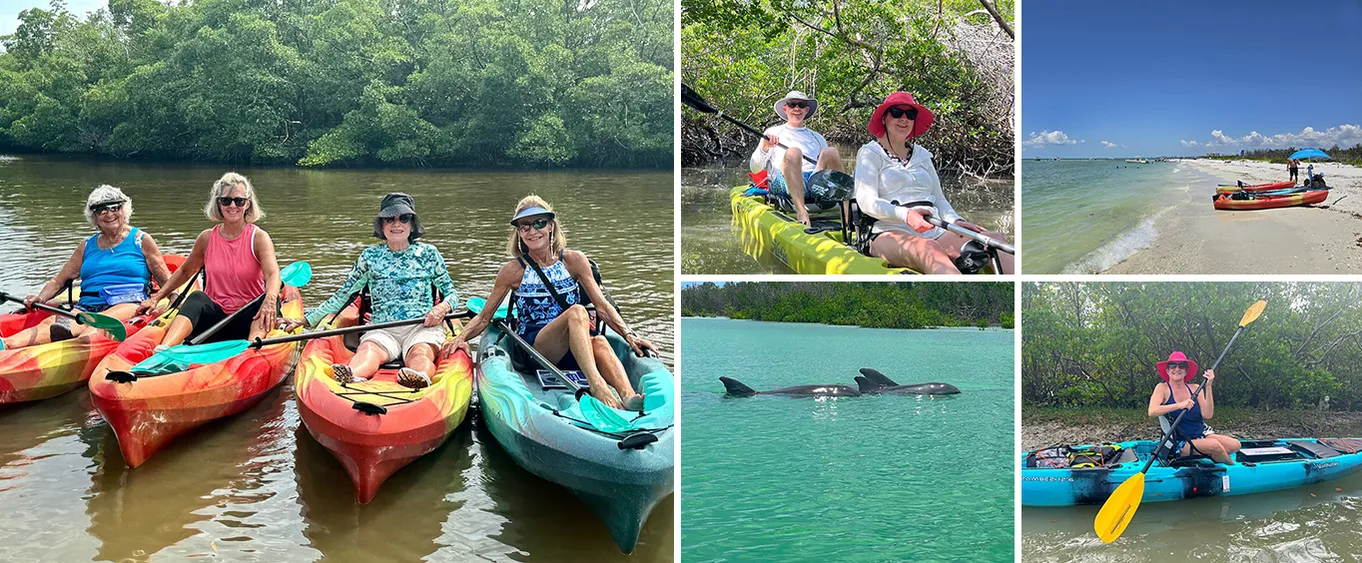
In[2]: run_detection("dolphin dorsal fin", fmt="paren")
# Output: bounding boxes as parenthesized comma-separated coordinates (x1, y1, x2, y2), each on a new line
(719, 376, 758, 397)
(854, 376, 883, 394)
(859, 367, 898, 387)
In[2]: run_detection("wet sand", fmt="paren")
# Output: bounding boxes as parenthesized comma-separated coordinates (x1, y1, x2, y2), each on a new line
(1103, 159, 1362, 274)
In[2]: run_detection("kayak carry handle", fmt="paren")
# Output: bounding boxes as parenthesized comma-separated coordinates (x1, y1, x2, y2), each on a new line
(618, 432, 657, 450)
(352, 402, 388, 416)
(106, 370, 138, 383)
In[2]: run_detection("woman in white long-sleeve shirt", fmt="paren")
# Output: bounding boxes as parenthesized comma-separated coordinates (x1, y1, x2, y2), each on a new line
(853, 92, 1014, 274)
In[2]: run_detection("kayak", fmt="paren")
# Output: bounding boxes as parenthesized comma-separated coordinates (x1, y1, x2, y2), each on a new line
(1213, 188, 1328, 211)
(476, 324, 674, 553)
(294, 317, 474, 503)
(730, 186, 913, 274)
(0, 255, 185, 405)
(1215, 180, 1296, 194)
(1021, 437, 1362, 507)
(88, 285, 305, 467)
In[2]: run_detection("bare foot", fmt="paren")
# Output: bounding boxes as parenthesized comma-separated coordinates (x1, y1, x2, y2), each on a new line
(590, 388, 624, 409)
(623, 394, 646, 412)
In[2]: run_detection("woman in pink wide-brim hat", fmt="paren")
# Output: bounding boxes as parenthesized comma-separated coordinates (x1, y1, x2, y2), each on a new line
(1147, 351, 1241, 464)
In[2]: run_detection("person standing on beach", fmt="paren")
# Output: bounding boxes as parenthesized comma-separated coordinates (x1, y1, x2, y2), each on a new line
(750, 91, 848, 227)
(1289, 159, 1299, 183)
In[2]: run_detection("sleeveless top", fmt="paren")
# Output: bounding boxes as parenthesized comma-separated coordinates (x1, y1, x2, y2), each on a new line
(79, 227, 150, 310)
(204, 224, 265, 314)
(1162, 381, 1207, 440)
(514, 252, 579, 337)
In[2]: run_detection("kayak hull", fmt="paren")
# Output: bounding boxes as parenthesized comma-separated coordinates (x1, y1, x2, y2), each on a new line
(0, 309, 143, 404)
(1214, 189, 1328, 210)
(730, 186, 913, 274)
(476, 325, 674, 553)
(295, 325, 473, 504)
(88, 286, 304, 467)
(1215, 180, 1296, 194)
(1022, 438, 1362, 507)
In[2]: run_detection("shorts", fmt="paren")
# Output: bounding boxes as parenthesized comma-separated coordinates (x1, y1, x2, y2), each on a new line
(514, 325, 580, 371)
(359, 322, 447, 363)
(769, 169, 849, 204)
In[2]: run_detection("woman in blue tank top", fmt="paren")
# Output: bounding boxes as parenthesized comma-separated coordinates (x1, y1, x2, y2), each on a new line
(445, 196, 657, 411)
(1147, 351, 1241, 464)
(0, 186, 172, 351)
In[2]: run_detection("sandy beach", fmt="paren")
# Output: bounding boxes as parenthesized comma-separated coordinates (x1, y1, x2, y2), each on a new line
(1102, 158, 1362, 274)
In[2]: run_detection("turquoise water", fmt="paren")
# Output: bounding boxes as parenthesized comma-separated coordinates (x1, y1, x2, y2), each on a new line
(680, 318, 1014, 562)
(1022, 160, 1219, 273)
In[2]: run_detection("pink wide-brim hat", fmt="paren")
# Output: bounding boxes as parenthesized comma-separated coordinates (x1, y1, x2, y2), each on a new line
(1156, 351, 1199, 383)
(868, 92, 935, 139)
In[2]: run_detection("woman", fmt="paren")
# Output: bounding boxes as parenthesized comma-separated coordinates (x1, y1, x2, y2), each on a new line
(442, 196, 656, 410)
(852, 92, 1014, 274)
(1, 186, 172, 350)
(1147, 351, 1241, 464)
(136, 172, 281, 346)
(282, 193, 459, 389)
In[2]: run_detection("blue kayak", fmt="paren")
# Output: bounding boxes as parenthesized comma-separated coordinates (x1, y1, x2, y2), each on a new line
(1022, 438, 1362, 507)
(476, 324, 675, 553)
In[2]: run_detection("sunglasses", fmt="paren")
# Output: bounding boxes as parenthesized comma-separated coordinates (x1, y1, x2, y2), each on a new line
(89, 202, 123, 215)
(217, 196, 250, 207)
(516, 218, 550, 233)
(887, 106, 919, 120)
(785, 101, 809, 109)
(382, 214, 414, 224)
(1166, 362, 1187, 370)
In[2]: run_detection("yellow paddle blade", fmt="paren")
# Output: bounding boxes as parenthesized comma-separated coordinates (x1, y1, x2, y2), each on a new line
(1094, 472, 1145, 543)
(1239, 300, 1267, 327)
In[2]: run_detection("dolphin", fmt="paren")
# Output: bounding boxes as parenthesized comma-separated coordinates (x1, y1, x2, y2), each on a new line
(855, 368, 961, 395)
(720, 376, 861, 397)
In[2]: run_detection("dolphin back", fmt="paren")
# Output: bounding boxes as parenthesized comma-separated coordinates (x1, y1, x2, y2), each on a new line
(720, 376, 758, 397)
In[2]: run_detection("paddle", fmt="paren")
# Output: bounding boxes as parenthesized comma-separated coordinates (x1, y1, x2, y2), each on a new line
(1093, 299, 1267, 544)
(681, 83, 854, 197)
(186, 261, 313, 346)
(0, 290, 128, 341)
(466, 297, 646, 435)
(921, 214, 1016, 255)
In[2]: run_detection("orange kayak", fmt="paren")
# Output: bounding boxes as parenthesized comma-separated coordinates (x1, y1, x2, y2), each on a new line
(1215, 180, 1296, 194)
(0, 255, 186, 405)
(1214, 189, 1328, 211)
(294, 322, 474, 503)
(89, 285, 305, 467)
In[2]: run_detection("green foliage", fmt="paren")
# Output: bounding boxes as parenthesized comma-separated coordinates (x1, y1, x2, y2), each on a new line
(1206, 144, 1362, 167)
(0, 0, 672, 168)
(1022, 282, 1362, 410)
(681, 282, 1012, 329)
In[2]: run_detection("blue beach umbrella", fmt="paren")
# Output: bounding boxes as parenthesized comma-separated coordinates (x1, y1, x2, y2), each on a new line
(1289, 148, 1330, 160)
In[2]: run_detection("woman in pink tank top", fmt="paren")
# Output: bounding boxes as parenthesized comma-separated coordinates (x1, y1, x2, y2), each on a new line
(138, 172, 282, 346)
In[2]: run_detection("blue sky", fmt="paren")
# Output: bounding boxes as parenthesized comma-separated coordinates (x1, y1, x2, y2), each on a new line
(1, 0, 105, 36)
(1023, 0, 1362, 158)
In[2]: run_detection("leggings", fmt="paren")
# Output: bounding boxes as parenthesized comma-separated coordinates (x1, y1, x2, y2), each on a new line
(176, 291, 266, 343)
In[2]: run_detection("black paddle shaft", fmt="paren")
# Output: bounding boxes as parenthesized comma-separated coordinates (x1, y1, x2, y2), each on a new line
(681, 84, 818, 166)
(246, 310, 475, 349)
(1141, 325, 1249, 472)
(0, 291, 86, 323)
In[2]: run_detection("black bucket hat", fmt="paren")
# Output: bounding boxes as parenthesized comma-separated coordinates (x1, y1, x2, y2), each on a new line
(372, 192, 425, 241)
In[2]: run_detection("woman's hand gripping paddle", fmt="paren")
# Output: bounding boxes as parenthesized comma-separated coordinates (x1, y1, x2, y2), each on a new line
(0, 291, 128, 341)
(1093, 299, 1266, 543)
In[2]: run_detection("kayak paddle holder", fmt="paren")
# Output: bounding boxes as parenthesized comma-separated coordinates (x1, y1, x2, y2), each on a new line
(618, 432, 657, 450)
(353, 402, 388, 416)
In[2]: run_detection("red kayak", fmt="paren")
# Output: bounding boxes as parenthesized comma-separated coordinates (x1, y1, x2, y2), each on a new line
(1215, 180, 1296, 194)
(1214, 189, 1328, 211)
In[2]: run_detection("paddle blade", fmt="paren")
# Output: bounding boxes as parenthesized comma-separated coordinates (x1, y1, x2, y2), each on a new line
(680, 84, 716, 114)
(159, 340, 251, 366)
(1239, 300, 1267, 327)
(1094, 473, 1145, 543)
(77, 312, 128, 341)
(280, 261, 312, 287)
(808, 170, 855, 200)
(578, 395, 641, 433)
(465, 297, 508, 319)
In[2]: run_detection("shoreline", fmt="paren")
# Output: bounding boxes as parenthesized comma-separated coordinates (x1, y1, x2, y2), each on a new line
(1099, 158, 1362, 274)
(1022, 408, 1362, 451)
(680, 315, 1010, 330)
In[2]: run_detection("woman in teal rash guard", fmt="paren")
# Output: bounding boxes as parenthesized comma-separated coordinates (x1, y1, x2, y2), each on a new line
(281, 193, 459, 389)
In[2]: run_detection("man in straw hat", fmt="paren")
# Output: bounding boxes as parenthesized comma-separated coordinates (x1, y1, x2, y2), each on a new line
(750, 90, 848, 226)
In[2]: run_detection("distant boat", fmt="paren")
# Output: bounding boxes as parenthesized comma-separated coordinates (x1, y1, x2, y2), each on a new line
(1125, 158, 1149, 164)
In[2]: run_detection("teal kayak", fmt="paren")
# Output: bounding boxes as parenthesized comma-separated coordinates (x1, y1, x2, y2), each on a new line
(1022, 437, 1362, 507)
(476, 324, 675, 553)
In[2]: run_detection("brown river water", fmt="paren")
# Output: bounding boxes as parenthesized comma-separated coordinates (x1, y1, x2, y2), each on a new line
(0, 155, 674, 562)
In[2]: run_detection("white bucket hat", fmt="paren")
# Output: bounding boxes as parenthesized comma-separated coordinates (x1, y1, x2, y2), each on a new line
(774, 91, 818, 120)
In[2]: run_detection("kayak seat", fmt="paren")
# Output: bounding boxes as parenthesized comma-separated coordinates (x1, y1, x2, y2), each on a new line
(1289, 440, 1341, 459)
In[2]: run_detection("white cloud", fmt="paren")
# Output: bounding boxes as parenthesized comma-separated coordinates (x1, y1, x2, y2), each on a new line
(1101, 141, 1117, 149)
(1190, 124, 1362, 149)
(1023, 130, 1081, 147)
